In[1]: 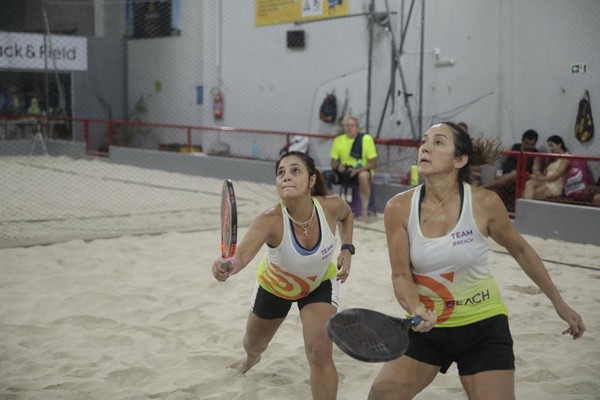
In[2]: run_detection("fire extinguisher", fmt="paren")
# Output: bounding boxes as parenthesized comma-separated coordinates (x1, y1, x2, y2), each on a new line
(213, 90, 223, 120)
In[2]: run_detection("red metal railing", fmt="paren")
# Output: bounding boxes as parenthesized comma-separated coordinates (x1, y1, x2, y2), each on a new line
(1, 113, 420, 158)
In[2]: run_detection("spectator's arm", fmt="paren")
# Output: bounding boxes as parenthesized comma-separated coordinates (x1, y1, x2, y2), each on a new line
(543, 159, 571, 181)
(330, 158, 340, 170)
(365, 157, 378, 171)
(362, 135, 378, 172)
(531, 157, 543, 175)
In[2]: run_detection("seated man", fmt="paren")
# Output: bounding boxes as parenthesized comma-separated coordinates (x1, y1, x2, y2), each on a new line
(485, 129, 542, 211)
(324, 116, 378, 222)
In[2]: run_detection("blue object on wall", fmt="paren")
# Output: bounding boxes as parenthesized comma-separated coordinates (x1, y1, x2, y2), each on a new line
(196, 86, 203, 105)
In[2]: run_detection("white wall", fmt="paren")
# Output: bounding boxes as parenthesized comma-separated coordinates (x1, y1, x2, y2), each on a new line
(127, 0, 205, 126)
(125, 0, 599, 161)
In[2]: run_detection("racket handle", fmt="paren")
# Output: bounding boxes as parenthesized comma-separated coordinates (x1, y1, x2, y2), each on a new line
(410, 315, 423, 326)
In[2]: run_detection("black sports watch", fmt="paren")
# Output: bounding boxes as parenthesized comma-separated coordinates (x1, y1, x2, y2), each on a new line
(341, 244, 355, 255)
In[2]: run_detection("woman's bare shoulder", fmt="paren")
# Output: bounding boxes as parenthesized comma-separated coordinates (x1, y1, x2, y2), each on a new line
(472, 184, 500, 200)
(384, 187, 416, 219)
(315, 194, 346, 209)
(387, 187, 416, 207)
(253, 203, 284, 231)
(256, 203, 282, 222)
(471, 185, 506, 213)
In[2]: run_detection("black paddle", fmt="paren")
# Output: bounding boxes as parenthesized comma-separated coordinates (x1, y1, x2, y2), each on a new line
(327, 308, 423, 362)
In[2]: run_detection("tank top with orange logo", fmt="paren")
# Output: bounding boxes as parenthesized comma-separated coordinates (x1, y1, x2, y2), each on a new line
(256, 197, 338, 300)
(408, 183, 508, 327)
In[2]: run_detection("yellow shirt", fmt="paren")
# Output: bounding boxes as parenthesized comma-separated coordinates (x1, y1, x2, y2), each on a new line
(330, 133, 377, 174)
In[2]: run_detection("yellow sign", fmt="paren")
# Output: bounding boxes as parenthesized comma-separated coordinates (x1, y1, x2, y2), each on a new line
(256, 0, 349, 27)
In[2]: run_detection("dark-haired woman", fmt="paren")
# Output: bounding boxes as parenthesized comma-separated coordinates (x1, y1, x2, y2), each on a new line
(368, 123, 585, 400)
(212, 151, 354, 400)
(523, 135, 571, 200)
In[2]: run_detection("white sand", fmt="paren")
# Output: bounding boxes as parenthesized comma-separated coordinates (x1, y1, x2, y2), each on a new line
(1, 156, 599, 399)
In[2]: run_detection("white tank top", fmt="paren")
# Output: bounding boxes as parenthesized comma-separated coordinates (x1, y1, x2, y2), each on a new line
(256, 197, 338, 300)
(408, 183, 507, 327)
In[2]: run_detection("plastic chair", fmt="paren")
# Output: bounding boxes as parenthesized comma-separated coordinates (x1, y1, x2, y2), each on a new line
(340, 182, 376, 218)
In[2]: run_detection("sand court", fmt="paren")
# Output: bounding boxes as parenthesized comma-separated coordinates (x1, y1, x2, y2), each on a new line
(0, 156, 599, 399)
(0, 156, 278, 248)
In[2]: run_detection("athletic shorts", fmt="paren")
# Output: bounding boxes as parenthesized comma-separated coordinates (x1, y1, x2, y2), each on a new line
(250, 278, 339, 320)
(404, 314, 515, 375)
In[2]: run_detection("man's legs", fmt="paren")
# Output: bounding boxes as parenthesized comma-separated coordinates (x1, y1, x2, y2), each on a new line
(484, 171, 516, 212)
(357, 170, 371, 222)
(322, 170, 338, 195)
(484, 171, 516, 191)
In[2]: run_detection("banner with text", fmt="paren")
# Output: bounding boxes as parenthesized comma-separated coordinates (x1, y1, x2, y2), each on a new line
(256, 0, 348, 26)
(0, 32, 88, 72)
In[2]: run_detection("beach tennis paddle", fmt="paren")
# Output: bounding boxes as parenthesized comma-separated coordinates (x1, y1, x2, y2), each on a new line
(220, 179, 238, 258)
(327, 308, 422, 362)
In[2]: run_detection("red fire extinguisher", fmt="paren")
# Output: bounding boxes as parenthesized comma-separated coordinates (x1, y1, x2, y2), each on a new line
(213, 90, 223, 120)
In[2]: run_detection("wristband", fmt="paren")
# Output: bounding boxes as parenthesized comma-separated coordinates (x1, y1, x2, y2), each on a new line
(225, 256, 241, 275)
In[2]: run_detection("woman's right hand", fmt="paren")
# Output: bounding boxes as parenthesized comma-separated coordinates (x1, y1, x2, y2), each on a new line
(212, 258, 229, 281)
(212, 256, 241, 281)
(411, 305, 437, 332)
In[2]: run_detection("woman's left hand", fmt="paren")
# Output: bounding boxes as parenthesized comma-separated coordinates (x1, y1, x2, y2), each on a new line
(555, 301, 586, 339)
(336, 252, 352, 283)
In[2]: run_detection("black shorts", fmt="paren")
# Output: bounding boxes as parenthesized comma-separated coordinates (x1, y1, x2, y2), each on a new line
(405, 314, 515, 375)
(250, 278, 339, 320)
(334, 169, 359, 187)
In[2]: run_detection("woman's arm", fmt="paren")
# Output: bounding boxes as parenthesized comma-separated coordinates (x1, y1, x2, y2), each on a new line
(334, 196, 354, 246)
(212, 206, 279, 281)
(482, 190, 585, 339)
(541, 159, 571, 181)
(384, 193, 437, 331)
(324, 195, 354, 283)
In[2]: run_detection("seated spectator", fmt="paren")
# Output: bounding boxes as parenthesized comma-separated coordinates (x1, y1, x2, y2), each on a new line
(523, 135, 571, 200)
(485, 129, 542, 210)
(323, 116, 378, 222)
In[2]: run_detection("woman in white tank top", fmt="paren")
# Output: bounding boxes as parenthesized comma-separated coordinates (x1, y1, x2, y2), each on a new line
(211, 151, 355, 400)
(369, 123, 585, 400)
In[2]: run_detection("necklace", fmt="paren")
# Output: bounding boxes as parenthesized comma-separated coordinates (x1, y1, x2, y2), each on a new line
(285, 205, 316, 236)
(421, 191, 455, 225)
